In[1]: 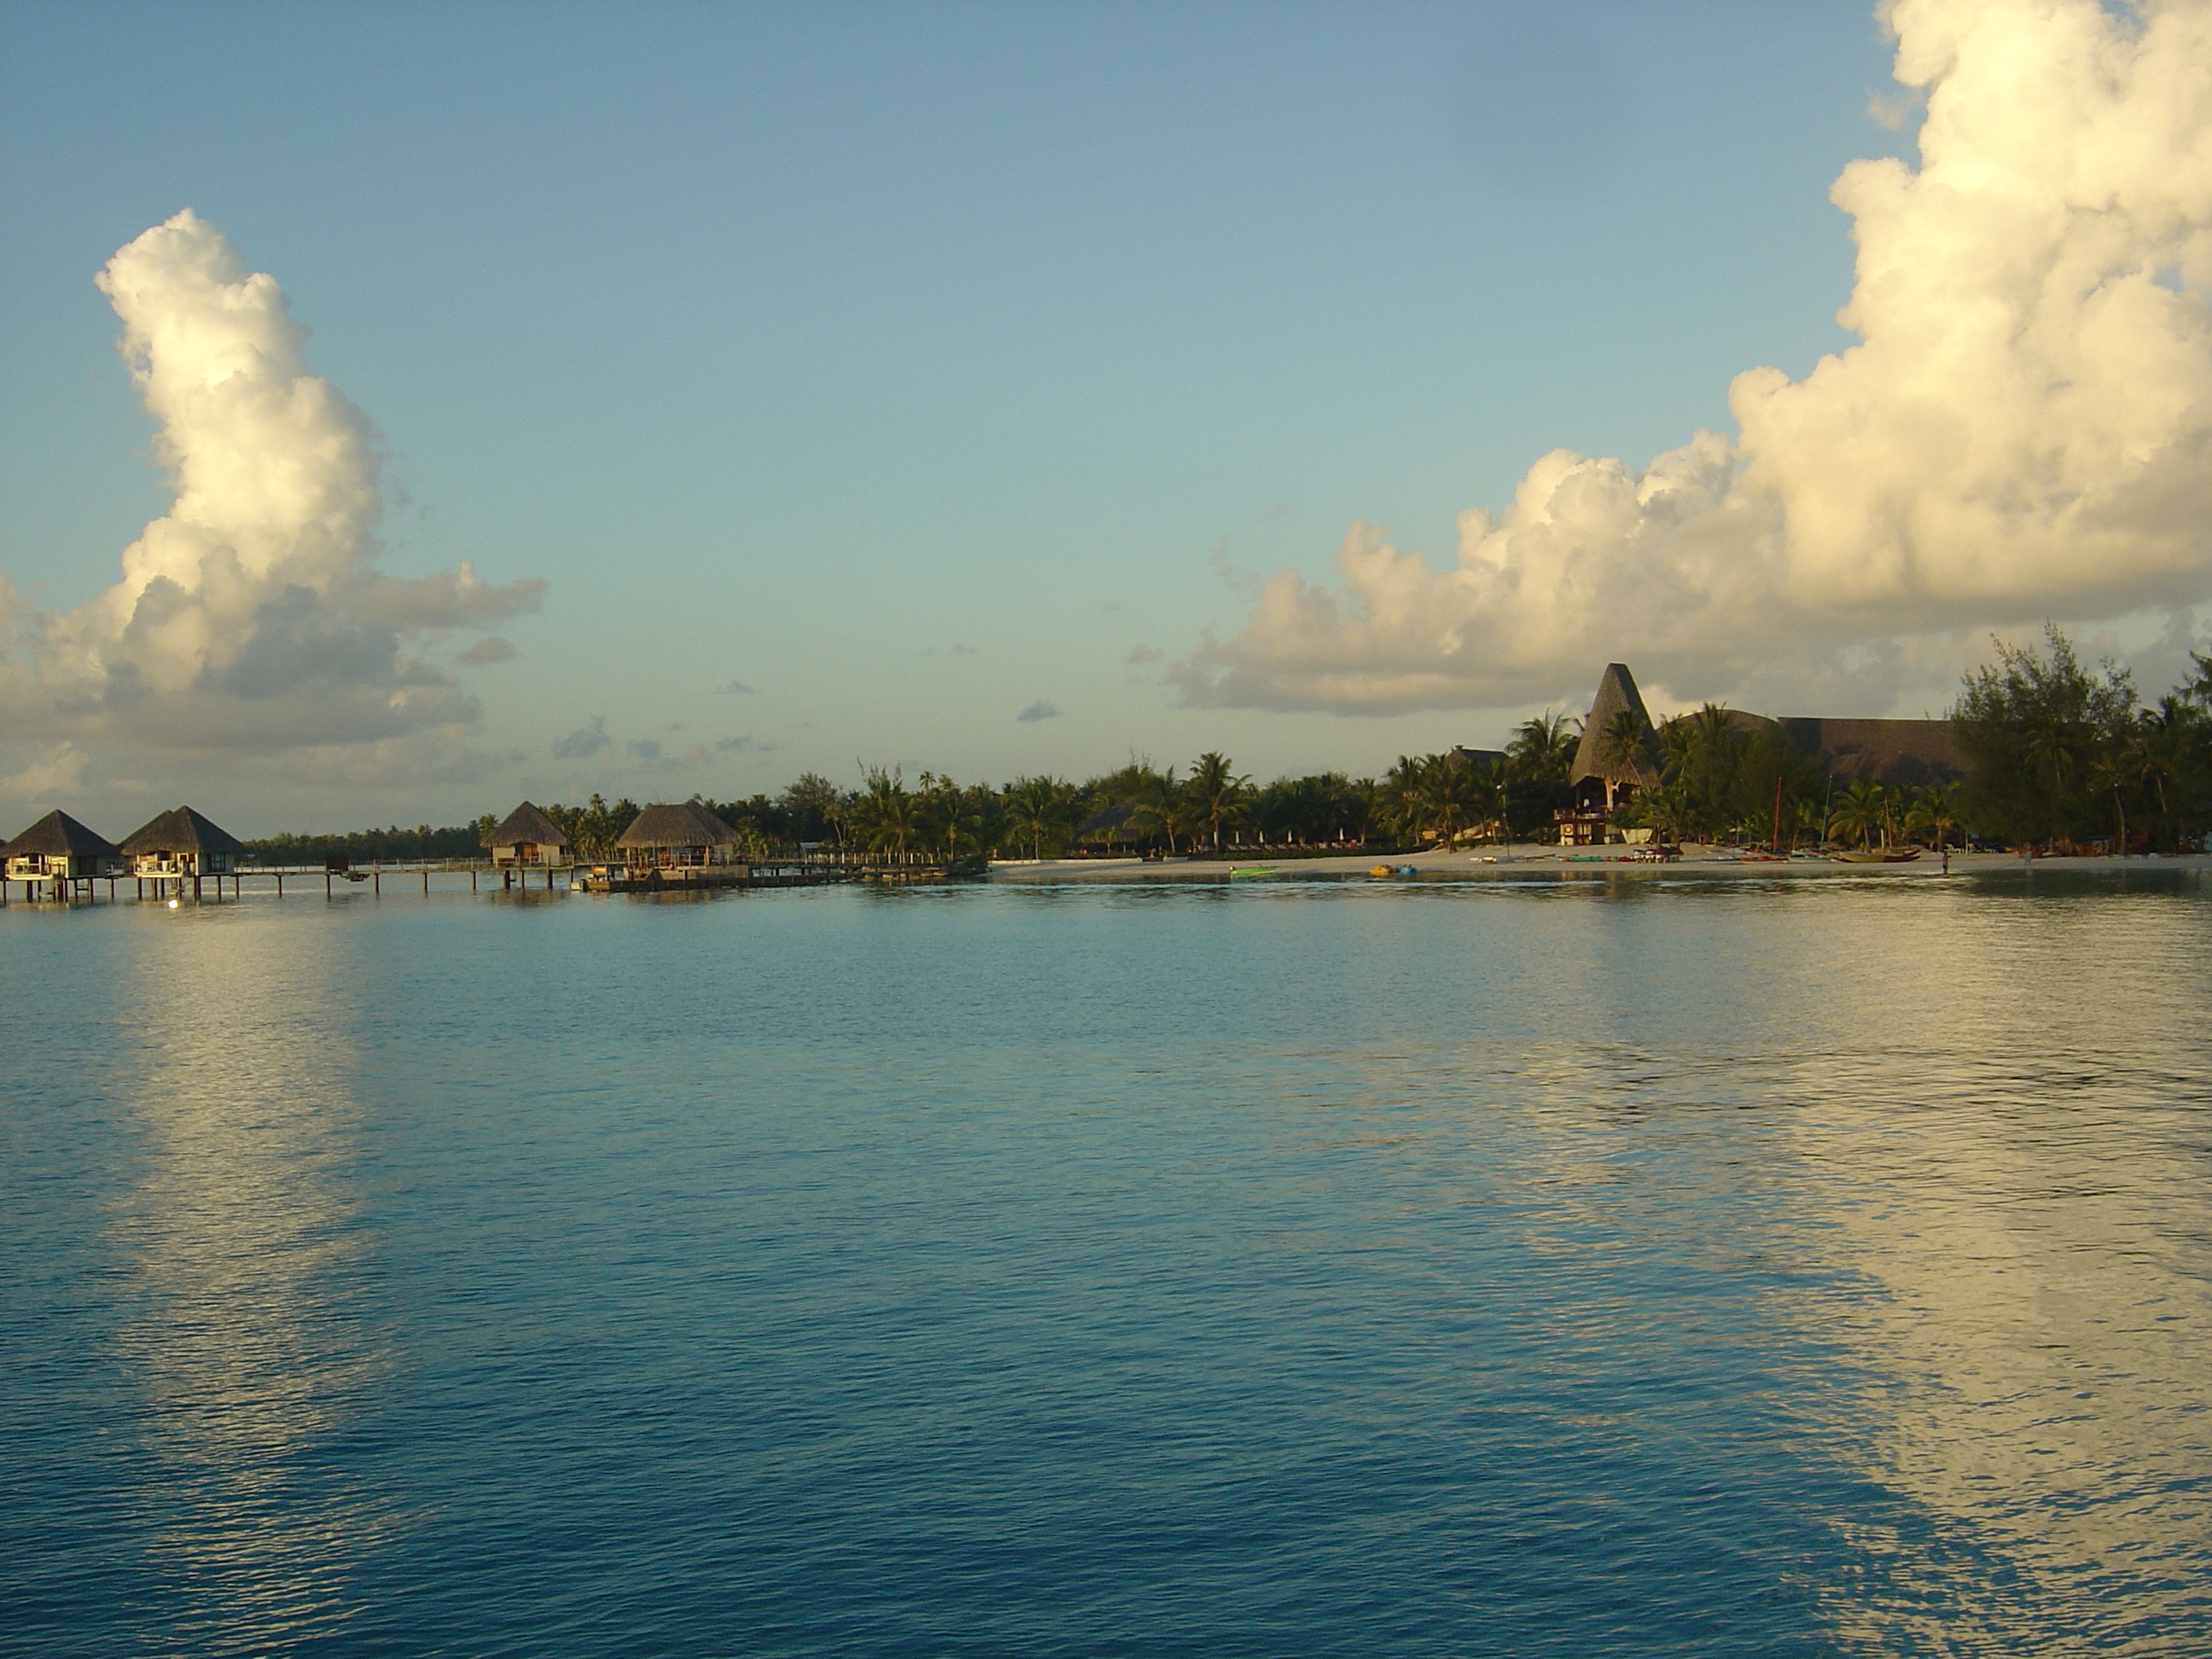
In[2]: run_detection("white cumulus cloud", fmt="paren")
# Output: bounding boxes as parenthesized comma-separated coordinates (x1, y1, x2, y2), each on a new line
(1176, 0, 2212, 715)
(0, 209, 543, 751)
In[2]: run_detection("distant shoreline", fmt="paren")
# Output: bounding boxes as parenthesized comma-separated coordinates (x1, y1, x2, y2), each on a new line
(986, 849, 2212, 882)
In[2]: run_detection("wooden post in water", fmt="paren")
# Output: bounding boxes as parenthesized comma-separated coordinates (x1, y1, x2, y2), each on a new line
(422, 865, 429, 895)
(276, 872, 284, 897)
(374, 865, 381, 895)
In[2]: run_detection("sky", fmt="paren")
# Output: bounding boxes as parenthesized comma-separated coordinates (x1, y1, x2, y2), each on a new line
(3, 0, 2209, 835)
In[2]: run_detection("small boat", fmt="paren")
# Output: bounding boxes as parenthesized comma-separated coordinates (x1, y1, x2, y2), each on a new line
(1834, 848, 1921, 863)
(1369, 864, 1396, 877)
(1230, 864, 1278, 880)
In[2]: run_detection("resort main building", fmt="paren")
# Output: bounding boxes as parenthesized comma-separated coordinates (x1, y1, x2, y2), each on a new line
(1557, 662, 1962, 846)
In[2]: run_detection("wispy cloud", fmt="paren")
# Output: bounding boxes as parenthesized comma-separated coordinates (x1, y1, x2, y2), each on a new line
(551, 716, 610, 760)
(715, 734, 778, 753)
(714, 679, 757, 695)
(1125, 645, 1164, 665)
(626, 738, 662, 761)
(457, 636, 517, 665)
(1016, 700, 1062, 724)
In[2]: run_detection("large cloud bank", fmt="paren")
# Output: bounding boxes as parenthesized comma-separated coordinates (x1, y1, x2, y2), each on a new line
(0, 210, 541, 754)
(1177, 0, 2212, 714)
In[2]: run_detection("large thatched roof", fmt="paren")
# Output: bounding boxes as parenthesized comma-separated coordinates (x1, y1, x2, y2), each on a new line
(1569, 663, 1662, 787)
(1780, 718, 1961, 785)
(119, 806, 245, 858)
(483, 800, 569, 848)
(1, 810, 122, 860)
(616, 801, 741, 848)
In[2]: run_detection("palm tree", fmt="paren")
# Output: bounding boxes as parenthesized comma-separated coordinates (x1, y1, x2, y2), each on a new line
(1784, 796, 1821, 853)
(1618, 780, 1689, 846)
(2090, 736, 2142, 856)
(1508, 711, 1579, 783)
(1417, 752, 1483, 848)
(1827, 779, 1886, 851)
(2139, 700, 2191, 850)
(1003, 775, 1071, 862)
(1126, 765, 1193, 854)
(1187, 752, 1249, 854)
(1382, 755, 1428, 847)
(1598, 707, 1649, 776)
(917, 772, 984, 861)
(854, 765, 918, 859)
(2023, 713, 2080, 801)
(1902, 783, 1959, 853)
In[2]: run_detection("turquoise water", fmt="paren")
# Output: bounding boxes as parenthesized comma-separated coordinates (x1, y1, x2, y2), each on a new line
(4, 871, 2209, 1656)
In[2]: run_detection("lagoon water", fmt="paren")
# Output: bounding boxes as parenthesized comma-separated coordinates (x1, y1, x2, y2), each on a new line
(5, 870, 2211, 1656)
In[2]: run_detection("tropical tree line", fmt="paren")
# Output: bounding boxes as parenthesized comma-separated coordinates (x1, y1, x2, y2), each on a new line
(1592, 627, 2212, 853)
(1951, 627, 2212, 854)
(243, 630, 2212, 863)
(501, 729, 1576, 866)
(243, 822, 490, 864)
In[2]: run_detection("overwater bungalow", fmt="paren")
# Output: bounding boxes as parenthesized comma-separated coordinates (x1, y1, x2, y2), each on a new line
(483, 801, 573, 888)
(605, 801, 748, 888)
(119, 805, 246, 898)
(2, 810, 129, 899)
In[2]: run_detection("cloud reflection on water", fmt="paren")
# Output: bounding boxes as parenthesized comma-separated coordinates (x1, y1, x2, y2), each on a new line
(102, 908, 394, 1649)
(1766, 888, 2212, 1651)
(1302, 876, 2212, 1652)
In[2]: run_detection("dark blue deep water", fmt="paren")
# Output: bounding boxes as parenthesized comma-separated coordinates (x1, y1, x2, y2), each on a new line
(5, 870, 2210, 1656)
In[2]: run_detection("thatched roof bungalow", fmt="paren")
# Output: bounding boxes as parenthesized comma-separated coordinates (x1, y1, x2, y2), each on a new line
(483, 801, 572, 869)
(3, 811, 128, 882)
(1568, 662, 1662, 812)
(615, 801, 745, 871)
(119, 806, 245, 879)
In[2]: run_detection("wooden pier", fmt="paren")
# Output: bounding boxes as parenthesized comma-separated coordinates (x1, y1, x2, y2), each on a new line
(3, 848, 991, 907)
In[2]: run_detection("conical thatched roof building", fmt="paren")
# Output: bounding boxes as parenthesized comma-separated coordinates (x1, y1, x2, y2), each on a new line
(2, 810, 127, 881)
(120, 806, 246, 876)
(1569, 662, 1662, 806)
(616, 801, 744, 871)
(483, 801, 571, 869)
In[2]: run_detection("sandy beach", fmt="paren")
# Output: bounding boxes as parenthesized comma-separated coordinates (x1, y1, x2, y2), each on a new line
(987, 847, 2212, 882)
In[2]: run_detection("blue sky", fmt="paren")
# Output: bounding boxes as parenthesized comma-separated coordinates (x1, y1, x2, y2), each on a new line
(0, 3, 2057, 829)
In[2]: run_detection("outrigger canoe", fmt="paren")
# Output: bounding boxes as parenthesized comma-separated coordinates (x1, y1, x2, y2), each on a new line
(1833, 848, 1921, 863)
